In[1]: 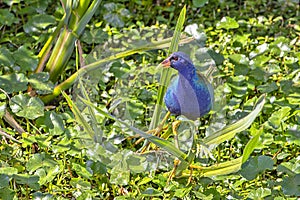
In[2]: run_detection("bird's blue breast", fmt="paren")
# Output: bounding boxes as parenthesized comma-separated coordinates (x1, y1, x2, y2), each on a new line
(164, 74, 213, 120)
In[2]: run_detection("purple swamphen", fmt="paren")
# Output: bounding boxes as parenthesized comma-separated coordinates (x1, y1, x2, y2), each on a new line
(162, 51, 214, 120)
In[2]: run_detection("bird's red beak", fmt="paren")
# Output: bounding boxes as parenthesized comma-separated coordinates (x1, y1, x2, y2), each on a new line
(161, 58, 171, 68)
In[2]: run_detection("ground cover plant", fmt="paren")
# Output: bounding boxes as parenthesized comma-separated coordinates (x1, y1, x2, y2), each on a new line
(0, 0, 299, 199)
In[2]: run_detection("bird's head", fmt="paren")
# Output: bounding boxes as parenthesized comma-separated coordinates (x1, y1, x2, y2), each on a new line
(161, 52, 195, 75)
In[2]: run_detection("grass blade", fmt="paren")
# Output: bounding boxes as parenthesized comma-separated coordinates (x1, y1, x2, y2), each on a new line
(79, 96, 189, 165)
(203, 94, 266, 146)
(150, 5, 187, 130)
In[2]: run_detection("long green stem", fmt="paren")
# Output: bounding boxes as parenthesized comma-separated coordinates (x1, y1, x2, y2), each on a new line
(149, 6, 186, 130)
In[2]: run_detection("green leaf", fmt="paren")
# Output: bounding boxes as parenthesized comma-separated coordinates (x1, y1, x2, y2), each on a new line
(281, 174, 300, 196)
(110, 168, 130, 185)
(203, 94, 265, 146)
(23, 14, 56, 33)
(141, 188, 163, 197)
(0, 174, 10, 188)
(240, 155, 274, 180)
(0, 73, 28, 94)
(257, 82, 278, 93)
(0, 187, 15, 200)
(13, 174, 40, 190)
(242, 127, 264, 163)
(248, 188, 271, 199)
(28, 72, 54, 95)
(268, 106, 291, 129)
(0, 9, 17, 26)
(0, 102, 6, 118)
(10, 94, 44, 119)
(72, 163, 92, 179)
(0, 167, 18, 175)
(216, 17, 239, 30)
(0, 47, 14, 67)
(13, 46, 38, 72)
(26, 153, 57, 173)
(192, 0, 208, 7)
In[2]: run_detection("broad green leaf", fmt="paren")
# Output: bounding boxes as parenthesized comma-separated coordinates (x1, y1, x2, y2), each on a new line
(13, 46, 38, 72)
(248, 188, 271, 199)
(9, 94, 44, 119)
(26, 153, 57, 173)
(240, 155, 274, 180)
(141, 188, 163, 197)
(0, 102, 6, 118)
(0, 167, 18, 175)
(203, 94, 265, 146)
(257, 82, 278, 93)
(0, 174, 10, 188)
(28, 72, 54, 95)
(72, 163, 92, 179)
(192, 0, 208, 7)
(70, 178, 91, 189)
(0, 47, 14, 67)
(110, 168, 130, 185)
(216, 17, 239, 30)
(0, 188, 15, 200)
(268, 106, 291, 129)
(23, 14, 56, 33)
(0, 9, 17, 26)
(13, 174, 40, 190)
(0, 73, 28, 94)
(281, 174, 300, 196)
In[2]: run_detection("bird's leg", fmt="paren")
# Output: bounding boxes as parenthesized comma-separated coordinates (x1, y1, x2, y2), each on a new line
(167, 120, 182, 183)
(134, 111, 171, 151)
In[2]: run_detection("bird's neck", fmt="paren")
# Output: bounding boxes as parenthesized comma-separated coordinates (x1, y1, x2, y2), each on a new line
(178, 67, 197, 82)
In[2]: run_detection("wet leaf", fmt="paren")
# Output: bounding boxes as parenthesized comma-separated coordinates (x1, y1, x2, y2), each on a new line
(0, 73, 28, 93)
(216, 17, 239, 30)
(240, 155, 274, 180)
(10, 94, 44, 119)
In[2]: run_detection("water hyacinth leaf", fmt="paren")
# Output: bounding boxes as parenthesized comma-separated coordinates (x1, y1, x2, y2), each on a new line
(0, 73, 28, 94)
(0, 174, 10, 188)
(0, 47, 14, 67)
(9, 94, 44, 119)
(248, 188, 271, 199)
(192, 0, 208, 7)
(28, 72, 54, 94)
(240, 155, 274, 180)
(257, 82, 278, 93)
(13, 174, 40, 190)
(0, 9, 17, 26)
(23, 14, 56, 33)
(81, 28, 108, 44)
(36, 165, 61, 185)
(268, 106, 291, 129)
(281, 174, 300, 196)
(216, 17, 239, 30)
(72, 163, 92, 179)
(203, 94, 265, 146)
(142, 188, 164, 197)
(0, 167, 18, 175)
(26, 153, 57, 173)
(13, 46, 38, 72)
(0, 188, 15, 200)
(110, 168, 130, 185)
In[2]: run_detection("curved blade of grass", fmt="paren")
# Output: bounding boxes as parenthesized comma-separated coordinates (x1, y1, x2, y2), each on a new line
(203, 94, 266, 146)
(149, 5, 186, 130)
(62, 91, 94, 138)
(187, 126, 264, 177)
(41, 36, 194, 103)
(78, 96, 189, 165)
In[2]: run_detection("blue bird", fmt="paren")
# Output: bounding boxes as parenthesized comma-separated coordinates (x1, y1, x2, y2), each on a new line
(162, 52, 214, 120)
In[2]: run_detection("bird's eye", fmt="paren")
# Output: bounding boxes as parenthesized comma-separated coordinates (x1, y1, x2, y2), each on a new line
(171, 56, 178, 61)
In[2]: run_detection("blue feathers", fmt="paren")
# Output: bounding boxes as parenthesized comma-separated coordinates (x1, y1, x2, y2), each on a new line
(162, 52, 214, 120)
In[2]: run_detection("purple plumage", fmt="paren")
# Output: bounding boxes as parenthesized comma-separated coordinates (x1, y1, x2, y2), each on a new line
(162, 52, 214, 120)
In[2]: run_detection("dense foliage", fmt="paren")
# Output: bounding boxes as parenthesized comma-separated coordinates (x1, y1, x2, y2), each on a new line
(0, 0, 299, 199)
